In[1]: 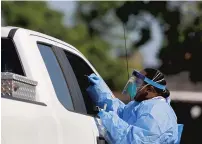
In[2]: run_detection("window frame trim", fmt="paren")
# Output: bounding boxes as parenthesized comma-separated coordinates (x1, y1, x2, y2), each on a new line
(52, 45, 87, 114)
(37, 42, 75, 111)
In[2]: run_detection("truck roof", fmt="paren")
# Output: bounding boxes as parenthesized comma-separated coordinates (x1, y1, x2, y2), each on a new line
(2, 26, 82, 55)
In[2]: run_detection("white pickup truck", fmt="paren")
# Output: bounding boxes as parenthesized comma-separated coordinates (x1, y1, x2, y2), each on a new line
(1, 26, 108, 144)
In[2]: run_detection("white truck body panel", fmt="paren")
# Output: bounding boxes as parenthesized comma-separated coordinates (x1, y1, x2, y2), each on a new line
(1, 27, 100, 144)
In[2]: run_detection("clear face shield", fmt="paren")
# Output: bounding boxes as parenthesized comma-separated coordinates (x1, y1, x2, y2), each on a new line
(122, 70, 166, 99)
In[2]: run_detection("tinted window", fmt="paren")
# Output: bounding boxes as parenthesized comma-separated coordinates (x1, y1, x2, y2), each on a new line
(38, 43, 74, 110)
(1, 38, 24, 75)
(64, 51, 96, 115)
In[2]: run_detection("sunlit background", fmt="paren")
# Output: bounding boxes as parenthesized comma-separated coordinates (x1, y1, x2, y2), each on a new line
(2, 1, 202, 143)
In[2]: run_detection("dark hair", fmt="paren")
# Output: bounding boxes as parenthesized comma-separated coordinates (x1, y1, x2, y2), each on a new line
(144, 68, 170, 98)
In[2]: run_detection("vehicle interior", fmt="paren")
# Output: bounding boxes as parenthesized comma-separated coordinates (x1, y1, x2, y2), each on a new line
(1, 38, 25, 76)
(65, 51, 99, 115)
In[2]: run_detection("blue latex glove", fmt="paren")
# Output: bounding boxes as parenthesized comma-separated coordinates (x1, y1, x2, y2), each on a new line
(87, 73, 126, 115)
(97, 109, 108, 118)
(86, 73, 113, 104)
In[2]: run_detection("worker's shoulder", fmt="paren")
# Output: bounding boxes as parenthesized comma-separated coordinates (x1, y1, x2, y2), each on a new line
(139, 98, 169, 116)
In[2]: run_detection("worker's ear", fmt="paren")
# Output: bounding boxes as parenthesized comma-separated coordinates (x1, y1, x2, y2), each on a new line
(146, 85, 155, 93)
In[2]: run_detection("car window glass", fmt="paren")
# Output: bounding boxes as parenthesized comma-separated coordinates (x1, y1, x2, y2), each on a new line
(38, 43, 74, 110)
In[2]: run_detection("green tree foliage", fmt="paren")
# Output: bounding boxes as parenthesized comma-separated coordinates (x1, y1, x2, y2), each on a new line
(2, 1, 201, 90)
(80, 1, 202, 83)
(2, 1, 128, 91)
(2, 1, 66, 40)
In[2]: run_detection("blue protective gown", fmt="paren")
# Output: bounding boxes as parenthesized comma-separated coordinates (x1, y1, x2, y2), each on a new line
(87, 74, 182, 144)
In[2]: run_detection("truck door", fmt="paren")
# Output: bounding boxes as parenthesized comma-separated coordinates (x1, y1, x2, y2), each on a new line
(1, 34, 59, 144)
(61, 48, 108, 144)
(36, 41, 98, 144)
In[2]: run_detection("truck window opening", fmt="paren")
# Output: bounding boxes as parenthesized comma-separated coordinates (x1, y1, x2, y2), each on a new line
(64, 51, 97, 115)
(1, 38, 25, 76)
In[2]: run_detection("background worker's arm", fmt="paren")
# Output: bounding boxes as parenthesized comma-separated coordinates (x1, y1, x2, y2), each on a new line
(87, 73, 125, 116)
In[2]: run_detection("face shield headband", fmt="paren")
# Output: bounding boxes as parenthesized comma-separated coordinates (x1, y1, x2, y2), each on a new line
(122, 70, 166, 99)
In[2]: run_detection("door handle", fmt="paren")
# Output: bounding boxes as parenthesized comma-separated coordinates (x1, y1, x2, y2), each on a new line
(97, 136, 108, 144)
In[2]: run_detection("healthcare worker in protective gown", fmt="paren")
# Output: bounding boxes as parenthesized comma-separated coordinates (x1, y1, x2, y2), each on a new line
(87, 68, 183, 144)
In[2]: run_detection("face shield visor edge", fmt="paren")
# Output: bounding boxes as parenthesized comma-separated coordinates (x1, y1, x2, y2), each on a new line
(122, 70, 166, 99)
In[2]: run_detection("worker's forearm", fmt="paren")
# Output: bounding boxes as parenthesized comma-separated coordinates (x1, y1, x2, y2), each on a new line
(97, 97, 125, 117)
(99, 111, 161, 144)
